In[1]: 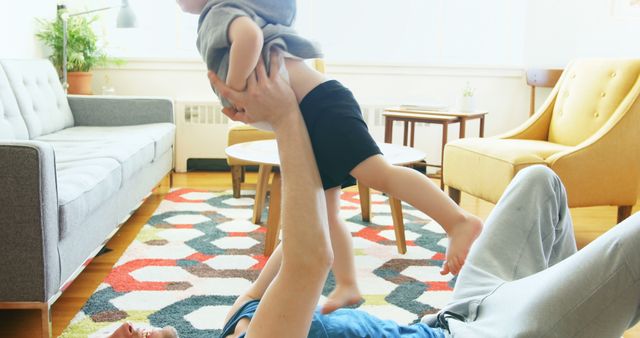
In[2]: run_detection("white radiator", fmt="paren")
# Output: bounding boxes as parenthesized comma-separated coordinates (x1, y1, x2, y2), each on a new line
(174, 100, 228, 172)
(174, 100, 415, 172)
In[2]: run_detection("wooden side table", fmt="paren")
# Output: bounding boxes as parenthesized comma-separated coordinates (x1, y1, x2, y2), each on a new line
(383, 108, 488, 189)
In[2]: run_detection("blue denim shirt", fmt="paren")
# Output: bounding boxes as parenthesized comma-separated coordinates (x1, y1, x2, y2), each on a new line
(221, 299, 446, 338)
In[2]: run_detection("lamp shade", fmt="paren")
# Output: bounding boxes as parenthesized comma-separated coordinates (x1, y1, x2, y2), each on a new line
(117, 0, 137, 28)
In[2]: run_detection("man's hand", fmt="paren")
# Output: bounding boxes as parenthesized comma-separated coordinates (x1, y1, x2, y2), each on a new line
(208, 50, 298, 131)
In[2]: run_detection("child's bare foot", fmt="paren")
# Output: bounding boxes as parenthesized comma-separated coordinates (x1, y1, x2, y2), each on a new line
(441, 214, 483, 276)
(321, 284, 363, 314)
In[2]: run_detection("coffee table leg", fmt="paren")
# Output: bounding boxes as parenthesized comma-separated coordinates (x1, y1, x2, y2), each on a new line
(357, 181, 370, 222)
(252, 164, 273, 224)
(440, 123, 449, 190)
(389, 197, 407, 254)
(264, 173, 282, 256)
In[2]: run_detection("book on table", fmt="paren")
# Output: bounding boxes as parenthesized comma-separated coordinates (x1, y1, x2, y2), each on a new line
(398, 103, 449, 112)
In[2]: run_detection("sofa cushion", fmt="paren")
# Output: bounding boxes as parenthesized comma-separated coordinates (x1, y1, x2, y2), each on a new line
(56, 157, 122, 239)
(36, 127, 158, 182)
(0, 65, 29, 140)
(36, 123, 173, 240)
(0, 59, 74, 139)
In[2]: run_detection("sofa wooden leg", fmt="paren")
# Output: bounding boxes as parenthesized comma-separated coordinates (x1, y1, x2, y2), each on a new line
(231, 165, 242, 198)
(41, 305, 51, 338)
(617, 205, 632, 223)
(448, 187, 461, 204)
(0, 302, 51, 337)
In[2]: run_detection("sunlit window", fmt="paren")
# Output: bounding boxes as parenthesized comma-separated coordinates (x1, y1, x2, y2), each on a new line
(87, 0, 525, 65)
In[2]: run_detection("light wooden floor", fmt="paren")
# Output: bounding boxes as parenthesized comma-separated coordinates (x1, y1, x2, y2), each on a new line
(1, 171, 638, 337)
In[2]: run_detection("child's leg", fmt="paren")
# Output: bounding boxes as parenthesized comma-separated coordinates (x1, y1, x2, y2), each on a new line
(350, 155, 482, 275)
(321, 187, 363, 314)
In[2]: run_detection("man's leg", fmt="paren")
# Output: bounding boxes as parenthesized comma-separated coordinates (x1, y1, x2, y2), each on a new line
(446, 166, 577, 313)
(471, 211, 640, 338)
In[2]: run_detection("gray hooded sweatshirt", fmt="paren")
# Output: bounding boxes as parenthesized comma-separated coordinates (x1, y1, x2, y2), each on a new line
(197, 0, 323, 107)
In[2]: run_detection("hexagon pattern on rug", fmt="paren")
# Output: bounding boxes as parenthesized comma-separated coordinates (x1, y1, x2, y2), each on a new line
(61, 188, 453, 337)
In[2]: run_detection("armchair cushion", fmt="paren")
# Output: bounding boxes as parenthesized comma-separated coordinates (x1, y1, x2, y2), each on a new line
(444, 138, 569, 202)
(549, 59, 640, 146)
(36, 124, 175, 239)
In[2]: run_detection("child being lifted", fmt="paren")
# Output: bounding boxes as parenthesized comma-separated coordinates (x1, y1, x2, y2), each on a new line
(177, 0, 483, 315)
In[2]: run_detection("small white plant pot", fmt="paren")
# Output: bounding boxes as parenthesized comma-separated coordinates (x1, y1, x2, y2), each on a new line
(458, 96, 475, 113)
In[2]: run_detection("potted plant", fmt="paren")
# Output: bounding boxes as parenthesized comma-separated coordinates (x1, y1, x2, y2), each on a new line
(36, 11, 118, 94)
(458, 81, 476, 113)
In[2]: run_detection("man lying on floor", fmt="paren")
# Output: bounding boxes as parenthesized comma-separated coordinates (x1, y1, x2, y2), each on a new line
(107, 53, 640, 338)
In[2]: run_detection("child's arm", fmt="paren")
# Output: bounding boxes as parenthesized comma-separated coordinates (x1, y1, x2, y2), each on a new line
(226, 16, 263, 91)
(175, 0, 207, 14)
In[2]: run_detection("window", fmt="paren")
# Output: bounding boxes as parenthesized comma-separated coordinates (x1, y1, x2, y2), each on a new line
(302, 0, 526, 66)
(90, 0, 526, 65)
(86, 0, 202, 59)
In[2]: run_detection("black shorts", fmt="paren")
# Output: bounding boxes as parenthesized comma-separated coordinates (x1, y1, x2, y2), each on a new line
(299, 80, 382, 190)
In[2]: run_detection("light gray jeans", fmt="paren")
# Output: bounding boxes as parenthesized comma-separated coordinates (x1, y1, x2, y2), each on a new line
(432, 166, 640, 338)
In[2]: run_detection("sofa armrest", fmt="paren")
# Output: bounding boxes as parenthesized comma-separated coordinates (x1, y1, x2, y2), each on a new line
(68, 95, 174, 126)
(0, 141, 60, 302)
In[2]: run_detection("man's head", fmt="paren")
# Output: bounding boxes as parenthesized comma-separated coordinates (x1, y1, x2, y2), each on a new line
(175, 0, 208, 14)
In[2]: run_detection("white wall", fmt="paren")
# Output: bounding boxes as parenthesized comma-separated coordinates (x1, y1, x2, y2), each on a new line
(0, 1, 56, 58)
(524, 0, 640, 68)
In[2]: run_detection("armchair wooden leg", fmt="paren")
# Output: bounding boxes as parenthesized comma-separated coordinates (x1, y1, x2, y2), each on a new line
(617, 205, 632, 223)
(389, 197, 407, 254)
(448, 187, 461, 205)
(231, 165, 242, 198)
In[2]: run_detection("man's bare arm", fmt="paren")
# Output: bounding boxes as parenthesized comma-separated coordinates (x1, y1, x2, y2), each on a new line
(209, 52, 332, 337)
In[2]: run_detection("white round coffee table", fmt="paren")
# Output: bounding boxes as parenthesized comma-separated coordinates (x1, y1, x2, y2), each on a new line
(226, 140, 426, 255)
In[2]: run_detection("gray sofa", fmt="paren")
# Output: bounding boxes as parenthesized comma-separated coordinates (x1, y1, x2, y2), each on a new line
(0, 59, 175, 336)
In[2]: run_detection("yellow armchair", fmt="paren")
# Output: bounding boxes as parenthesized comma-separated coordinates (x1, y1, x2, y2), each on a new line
(443, 58, 640, 223)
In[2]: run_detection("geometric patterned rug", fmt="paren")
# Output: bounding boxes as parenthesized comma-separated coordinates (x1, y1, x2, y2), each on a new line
(60, 188, 454, 337)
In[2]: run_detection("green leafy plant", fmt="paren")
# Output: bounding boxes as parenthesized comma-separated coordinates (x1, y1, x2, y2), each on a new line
(36, 12, 120, 73)
(462, 81, 475, 97)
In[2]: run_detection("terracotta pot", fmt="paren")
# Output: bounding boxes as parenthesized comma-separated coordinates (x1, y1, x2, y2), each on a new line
(67, 72, 93, 95)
